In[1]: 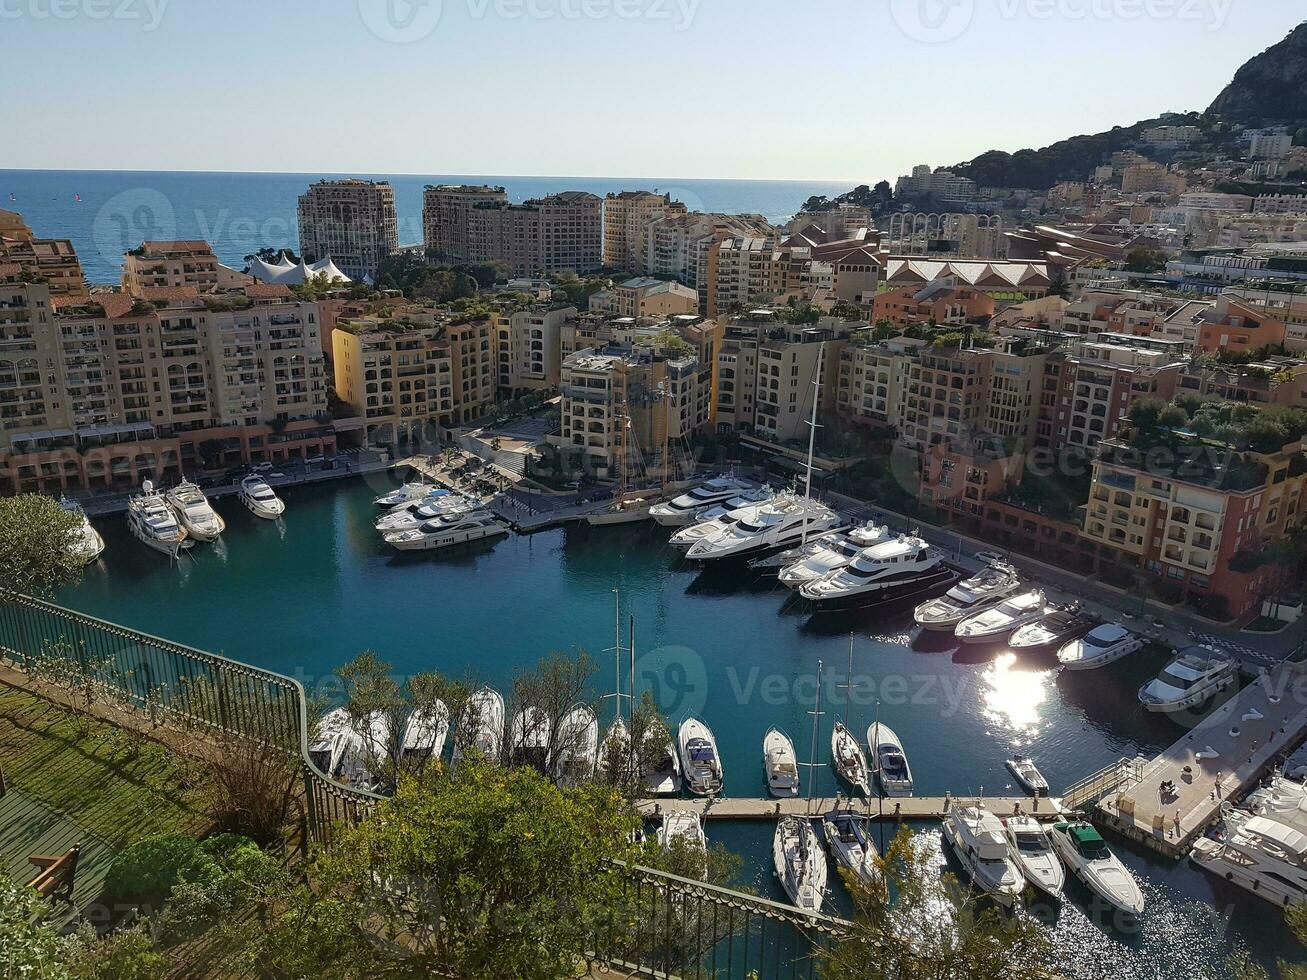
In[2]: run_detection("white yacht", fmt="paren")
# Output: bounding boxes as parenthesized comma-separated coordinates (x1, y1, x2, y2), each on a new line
(867, 722, 913, 797)
(941, 804, 1025, 908)
(667, 489, 773, 550)
(658, 812, 707, 855)
(1057, 623, 1144, 671)
(642, 723, 682, 796)
(374, 482, 437, 508)
(763, 727, 800, 798)
(509, 706, 552, 770)
(649, 477, 757, 526)
(554, 704, 599, 787)
(238, 475, 285, 519)
(1137, 648, 1236, 714)
(165, 479, 225, 541)
(127, 482, 190, 558)
(333, 711, 393, 790)
(775, 523, 890, 589)
(912, 562, 1022, 631)
(1003, 815, 1064, 902)
(1192, 802, 1307, 908)
(308, 706, 352, 775)
(1241, 775, 1307, 834)
(678, 716, 723, 796)
(375, 495, 473, 533)
(800, 536, 952, 611)
(1049, 821, 1145, 921)
(401, 703, 449, 763)
(822, 808, 878, 888)
(384, 512, 508, 552)
(832, 722, 871, 796)
(60, 497, 105, 563)
(452, 687, 505, 771)
(1009, 605, 1097, 651)
(954, 590, 1048, 644)
(685, 495, 842, 562)
(773, 815, 827, 913)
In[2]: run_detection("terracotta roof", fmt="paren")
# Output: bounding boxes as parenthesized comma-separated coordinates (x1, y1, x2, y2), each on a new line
(140, 240, 211, 253)
(0, 262, 21, 278)
(244, 282, 294, 299)
(139, 286, 200, 303)
(52, 293, 139, 318)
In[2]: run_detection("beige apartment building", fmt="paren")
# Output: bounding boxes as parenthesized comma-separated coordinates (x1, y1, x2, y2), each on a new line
(706, 238, 805, 318)
(424, 189, 602, 277)
(835, 335, 924, 431)
(333, 322, 454, 444)
(493, 305, 577, 396)
(589, 277, 699, 319)
(640, 213, 778, 303)
(602, 191, 686, 272)
(122, 240, 251, 294)
(0, 273, 332, 494)
(297, 179, 399, 281)
(0, 210, 88, 298)
(423, 184, 509, 263)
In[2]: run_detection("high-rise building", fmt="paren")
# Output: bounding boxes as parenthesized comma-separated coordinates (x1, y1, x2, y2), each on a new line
(423, 184, 509, 263)
(493, 305, 577, 396)
(121, 240, 251, 294)
(297, 179, 398, 281)
(601, 191, 686, 272)
(0, 210, 88, 298)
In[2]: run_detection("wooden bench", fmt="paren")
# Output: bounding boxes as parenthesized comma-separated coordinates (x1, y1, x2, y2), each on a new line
(27, 843, 81, 901)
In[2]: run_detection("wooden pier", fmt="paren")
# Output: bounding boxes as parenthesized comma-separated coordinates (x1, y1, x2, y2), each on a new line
(1093, 662, 1307, 859)
(636, 795, 1065, 822)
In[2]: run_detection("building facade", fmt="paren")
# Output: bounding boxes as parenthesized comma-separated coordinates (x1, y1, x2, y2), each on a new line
(297, 179, 399, 281)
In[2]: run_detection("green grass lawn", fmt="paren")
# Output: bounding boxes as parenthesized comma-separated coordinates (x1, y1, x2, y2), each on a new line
(0, 685, 211, 848)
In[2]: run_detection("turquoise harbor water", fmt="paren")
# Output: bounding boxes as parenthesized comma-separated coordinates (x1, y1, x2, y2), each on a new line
(57, 477, 1300, 978)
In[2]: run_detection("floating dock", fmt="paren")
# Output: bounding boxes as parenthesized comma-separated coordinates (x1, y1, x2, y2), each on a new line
(1093, 662, 1307, 859)
(637, 795, 1065, 822)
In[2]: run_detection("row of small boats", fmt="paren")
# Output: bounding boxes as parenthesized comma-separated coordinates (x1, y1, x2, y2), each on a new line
(372, 482, 510, 552)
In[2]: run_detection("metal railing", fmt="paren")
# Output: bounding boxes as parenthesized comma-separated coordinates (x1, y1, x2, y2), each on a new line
(0, 591, 848, 977)
(1060, 756, 1145, 812)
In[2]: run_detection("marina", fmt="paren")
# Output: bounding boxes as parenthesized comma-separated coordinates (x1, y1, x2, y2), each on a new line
(638, 795, 1064, 822)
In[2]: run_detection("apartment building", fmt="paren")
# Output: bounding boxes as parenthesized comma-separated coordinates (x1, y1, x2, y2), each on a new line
(494, 304, 577, 396)
(602, 191, 686, 272)
(871, 284, 994, 328)
(705, 238, 810, 318)
(589, 277, 698, 318)
(332, 321, 454, 443)
(641, 213, 778, 301)
(121, 240, 250, 294)
(0, 273, 332, 494)
(445, 316, 496, 424)
(424, 189, 602, 277)
(1194, 296, 1287, 354)
(1223, 286, 1307, 353)
(297, 179, 399, 281)
(0, 210, 88, 298)
(835, 335, 924, 431)
(786, 203, 874, 241)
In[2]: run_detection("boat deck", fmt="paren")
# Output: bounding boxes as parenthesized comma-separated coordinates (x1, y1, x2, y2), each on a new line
(637, 795, 1065, 822)
(1094, 664, 1307, 859)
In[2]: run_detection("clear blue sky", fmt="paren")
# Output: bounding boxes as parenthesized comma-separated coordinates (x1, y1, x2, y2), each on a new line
(2, 1, 1303, 183)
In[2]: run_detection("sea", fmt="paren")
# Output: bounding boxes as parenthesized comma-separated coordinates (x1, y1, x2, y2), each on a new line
(53, 476, 1302, 980)
(0, 169, 853, 284)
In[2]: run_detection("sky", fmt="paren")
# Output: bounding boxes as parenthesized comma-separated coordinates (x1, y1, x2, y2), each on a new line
(1, 0, 1304, 184)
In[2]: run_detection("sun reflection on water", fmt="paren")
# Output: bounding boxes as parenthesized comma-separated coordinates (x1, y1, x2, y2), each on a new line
(981, 652, 1052, 736)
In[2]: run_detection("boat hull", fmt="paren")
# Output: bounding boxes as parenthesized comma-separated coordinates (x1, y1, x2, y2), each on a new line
(806, 567, 957, 613)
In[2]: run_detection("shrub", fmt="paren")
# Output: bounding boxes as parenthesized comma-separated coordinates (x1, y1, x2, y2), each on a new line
(104, 834, 207, 907)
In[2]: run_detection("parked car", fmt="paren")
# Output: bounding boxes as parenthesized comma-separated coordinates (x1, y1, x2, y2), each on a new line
(975, 550, 1007, 566)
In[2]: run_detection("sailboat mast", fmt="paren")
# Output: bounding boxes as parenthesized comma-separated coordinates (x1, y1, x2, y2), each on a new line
(800, 340, 824, 545)
(845, 633, 853, 728)
(628, 614, 635, 726)
(807, 659, 822, 814)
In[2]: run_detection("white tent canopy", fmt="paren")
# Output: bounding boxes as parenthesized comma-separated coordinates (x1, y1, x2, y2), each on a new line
(247, 253, 352, 285)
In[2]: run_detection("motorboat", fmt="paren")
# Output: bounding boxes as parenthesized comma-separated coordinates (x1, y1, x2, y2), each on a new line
(1192, 803, 1307, 908)
(59, 497, 105, 563)
(452, 688, 505, 771)
(773, 815, 827, 913)
(1241, 775, 1307, 834)
(763, 727, 800, 798)
(374, 482, 438, 508)
(799, 536, 953, 611)
(867, 722, 913, 797)
(1009, 604, 1097, 650)
(1137, 648, 1236, 714)
(127, 482, 190, 558)
(941, 804, 1024, 908)
(384, 511, 509, 551)
(678, 716, 723, 796)
(650, 477, 758, 526)
(667, 489, 773, 550)
(775, 523, 890, 589)
(954, 590, 1048, 644)
(401, 703, 449, 764)
(509, 706, 552, 770)
(165, 479, 225, 541)
(1003, 814, 1064, 902)
(1006, 755, 1050, 797)
(554, 704, 599, 787)
(1049, 821, 1145, 921)
(641, 722, 682, 796)
(658, 812, 707, 855)
(685, 495, 842, 562)
(912, 562, 1022, 631)
(1057, 623, 1144, 671)
(238, 476, 285, 519)
(822, 808, 878, 888)
(375, 495, 473, 532)
(831, 722, 871, 796)
(308, 706, 352, 774)
(333, 711, 393, 790)
(586, 495, 657, 526)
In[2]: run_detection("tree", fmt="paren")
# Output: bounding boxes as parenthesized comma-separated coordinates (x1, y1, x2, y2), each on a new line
(1233, 901, 1307, 980)
(236, 764, 642, 980)
(0, 494, 83, 595)
(1124, 247, 1168, 274)
(821, 825, 1050, 980)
